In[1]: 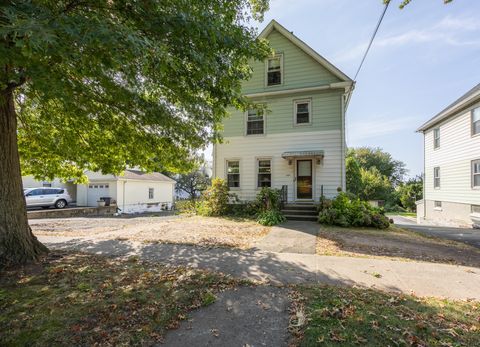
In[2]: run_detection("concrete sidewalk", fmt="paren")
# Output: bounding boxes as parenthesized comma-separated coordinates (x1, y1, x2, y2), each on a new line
(39, 235, 480, 300)
(254, 221, 318, 254)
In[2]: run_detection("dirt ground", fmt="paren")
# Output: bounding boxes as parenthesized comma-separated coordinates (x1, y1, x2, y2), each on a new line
(316, 225, 480, 268)
(30, 215, 270, 249)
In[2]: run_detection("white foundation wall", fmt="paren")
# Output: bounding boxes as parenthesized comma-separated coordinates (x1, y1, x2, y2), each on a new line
(117, 180, 175, 214)
(214, 129, 343, 202)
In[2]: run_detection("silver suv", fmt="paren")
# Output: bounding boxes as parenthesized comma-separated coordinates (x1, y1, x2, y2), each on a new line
(24, 187, 72, 209)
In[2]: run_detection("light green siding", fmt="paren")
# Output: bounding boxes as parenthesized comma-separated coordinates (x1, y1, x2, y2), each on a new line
(221, 90, 342, 137)
(242, 29, 341, 95)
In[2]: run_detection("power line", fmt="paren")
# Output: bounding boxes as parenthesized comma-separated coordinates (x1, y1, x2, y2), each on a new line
(353, 2, 390, 81)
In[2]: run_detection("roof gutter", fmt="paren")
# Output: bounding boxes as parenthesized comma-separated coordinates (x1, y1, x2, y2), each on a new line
(244, 81, 353, 99)
(417, 90, 480, 132)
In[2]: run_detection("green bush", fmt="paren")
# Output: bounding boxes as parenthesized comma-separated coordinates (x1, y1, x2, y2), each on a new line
(255, 187, 282, 212)
(257, 210, 286, 226)
(318, 192, 390, 229)
(197, 178, 229, 216)
(175, 200, 197, 214)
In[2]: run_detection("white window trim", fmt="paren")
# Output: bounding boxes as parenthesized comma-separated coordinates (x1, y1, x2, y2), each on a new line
(256, 157, 273, 189)
(226, 159, 241, 190)
(472, 107, 480, 137)
(264, 53, 284, 87)
(433, 166, 441, 189)
(244, 109, 266, 137)
(433, 127, 440, 149)
(472, 159, 480, 189)
(293, 98, 312, 126)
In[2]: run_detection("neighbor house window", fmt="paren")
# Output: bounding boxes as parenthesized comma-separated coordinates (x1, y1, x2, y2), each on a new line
(434, 167, 440, 188)
(246, 109, 264, 135)
(472, 107, 480, 136)
(294, 100, 311, 125)
(472, 205, 480, 214)
(257, 159, 272, 188)
(434, 201, 442, 209)
(42, 182, 52, 187)
(433, 128, 440, 149)
(266, 55, 282, 86)
(473, 160, 480, 188)
(148, 188, 154, 199)
(226, 160, 240, 188)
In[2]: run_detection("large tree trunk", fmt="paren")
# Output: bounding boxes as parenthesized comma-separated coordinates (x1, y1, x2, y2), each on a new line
(0, 88, 48, 268)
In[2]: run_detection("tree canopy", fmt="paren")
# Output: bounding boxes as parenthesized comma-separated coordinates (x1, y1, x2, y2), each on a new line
(1, 0, 271, 266)
(3, 0, 271, 182)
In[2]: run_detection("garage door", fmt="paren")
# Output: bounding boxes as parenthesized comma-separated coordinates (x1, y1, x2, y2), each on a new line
(87, 183, 110, 206)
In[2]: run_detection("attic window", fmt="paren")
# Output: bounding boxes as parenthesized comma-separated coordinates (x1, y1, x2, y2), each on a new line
(267, 55, 282, 86)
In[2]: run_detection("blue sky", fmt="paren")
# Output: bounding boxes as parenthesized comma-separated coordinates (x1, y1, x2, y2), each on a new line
(256, 0, 480, 176)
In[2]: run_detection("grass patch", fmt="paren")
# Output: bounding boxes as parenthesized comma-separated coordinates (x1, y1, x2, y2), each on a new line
(388, 212, 416, 218)
(290, 285, 480, 346)
(316, 224, 480, 267)
(0, 251, 242, 346)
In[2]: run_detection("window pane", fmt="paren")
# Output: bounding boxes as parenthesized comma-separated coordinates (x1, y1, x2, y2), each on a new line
(267, 71, 281, 85)
(247, 109, 264, 135)
(473, 108, 480, 122)
(474, 175, 480, 187)
(297, 103, 309, 113)
(268, 58, 280, 70)
(474, 161, 480, 174)
(227, 161, 239, 173)
(227, 161, 240, 188)
(474, 120, 480, 135)
(472, 205, 480, 214)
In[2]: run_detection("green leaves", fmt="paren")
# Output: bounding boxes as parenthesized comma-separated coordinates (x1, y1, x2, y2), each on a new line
(3, 0, 271, 180)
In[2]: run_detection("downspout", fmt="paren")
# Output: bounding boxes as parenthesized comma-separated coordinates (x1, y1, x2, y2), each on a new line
(341, 91, 347, 192)
(122, 180, 126, 213)
(423, 131, 426, 222)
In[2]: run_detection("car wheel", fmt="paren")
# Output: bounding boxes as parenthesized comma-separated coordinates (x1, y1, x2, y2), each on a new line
(55, 199, 67, 209)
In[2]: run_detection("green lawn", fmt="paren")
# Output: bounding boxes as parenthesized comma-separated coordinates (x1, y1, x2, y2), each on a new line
(387, 212, 416, 217)
(291, 285, 480, 346)
(0, 252, 241, 346)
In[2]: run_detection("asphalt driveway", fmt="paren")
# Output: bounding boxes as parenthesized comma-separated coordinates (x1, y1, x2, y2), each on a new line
(392, 215, 480, 248)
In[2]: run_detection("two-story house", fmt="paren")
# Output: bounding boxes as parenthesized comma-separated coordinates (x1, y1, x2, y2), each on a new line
(213, 20, 354, 205)
(417, 83, 480, 227)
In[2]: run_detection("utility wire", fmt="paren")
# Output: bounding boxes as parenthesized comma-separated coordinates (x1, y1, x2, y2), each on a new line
(353, 1, 390, 81)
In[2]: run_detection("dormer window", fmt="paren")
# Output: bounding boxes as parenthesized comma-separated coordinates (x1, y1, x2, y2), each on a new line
(266, 55, 282, 86)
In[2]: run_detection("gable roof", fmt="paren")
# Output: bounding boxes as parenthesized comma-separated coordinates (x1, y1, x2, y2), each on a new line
(119, 169, 176, 183)
(417, 83, 480, 132)
(259, 20, 353, 83)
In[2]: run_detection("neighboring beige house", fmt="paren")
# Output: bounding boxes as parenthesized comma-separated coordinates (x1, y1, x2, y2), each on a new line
(23, 169, 176, 214)
(213, 20, 354, 203)
(417, 83, 480, 227)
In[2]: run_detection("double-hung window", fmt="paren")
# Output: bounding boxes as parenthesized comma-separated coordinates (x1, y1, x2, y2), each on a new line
(246, 109, 264, 135)
(148, 188, 154, 199)
(227, 161, 240, 188)
(472, 160, 480, 188)
(294, 100, 311, 125)
(257, 159, 272, 188)
(433, 128, 440, 149)
(472, 107, 480, 136)
(267, 55, 282, 86)
(434, 167, 441, 188)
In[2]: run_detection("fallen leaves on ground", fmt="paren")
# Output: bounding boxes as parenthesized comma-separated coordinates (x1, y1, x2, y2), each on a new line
(290, 284, 480, 346)
(0, 251, 243, 346)
(316, 225, 480, 267)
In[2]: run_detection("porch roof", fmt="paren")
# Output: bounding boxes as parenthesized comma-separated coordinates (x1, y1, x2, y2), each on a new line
(281, 150, 324, 159)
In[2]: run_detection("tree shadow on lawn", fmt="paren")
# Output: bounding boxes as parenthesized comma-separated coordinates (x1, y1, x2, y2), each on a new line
(44, 238, 404, 295)
(316, 225, 480, 268)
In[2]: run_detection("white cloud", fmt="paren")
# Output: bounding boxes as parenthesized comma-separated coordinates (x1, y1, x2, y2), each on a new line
(347, 115, 417, 144)
(335, 15, 480, 63)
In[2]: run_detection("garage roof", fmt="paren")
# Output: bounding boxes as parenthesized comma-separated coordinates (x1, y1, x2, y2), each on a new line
(119, 169, 176, 183)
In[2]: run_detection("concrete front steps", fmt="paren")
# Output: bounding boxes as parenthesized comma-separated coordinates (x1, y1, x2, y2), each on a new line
(281, 203, 318, 222)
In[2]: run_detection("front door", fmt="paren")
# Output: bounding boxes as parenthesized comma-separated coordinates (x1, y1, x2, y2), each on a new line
(296, 160, 313, 200)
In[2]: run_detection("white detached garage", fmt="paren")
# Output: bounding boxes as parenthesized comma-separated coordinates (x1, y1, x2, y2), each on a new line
(76, 169, 175, 214)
